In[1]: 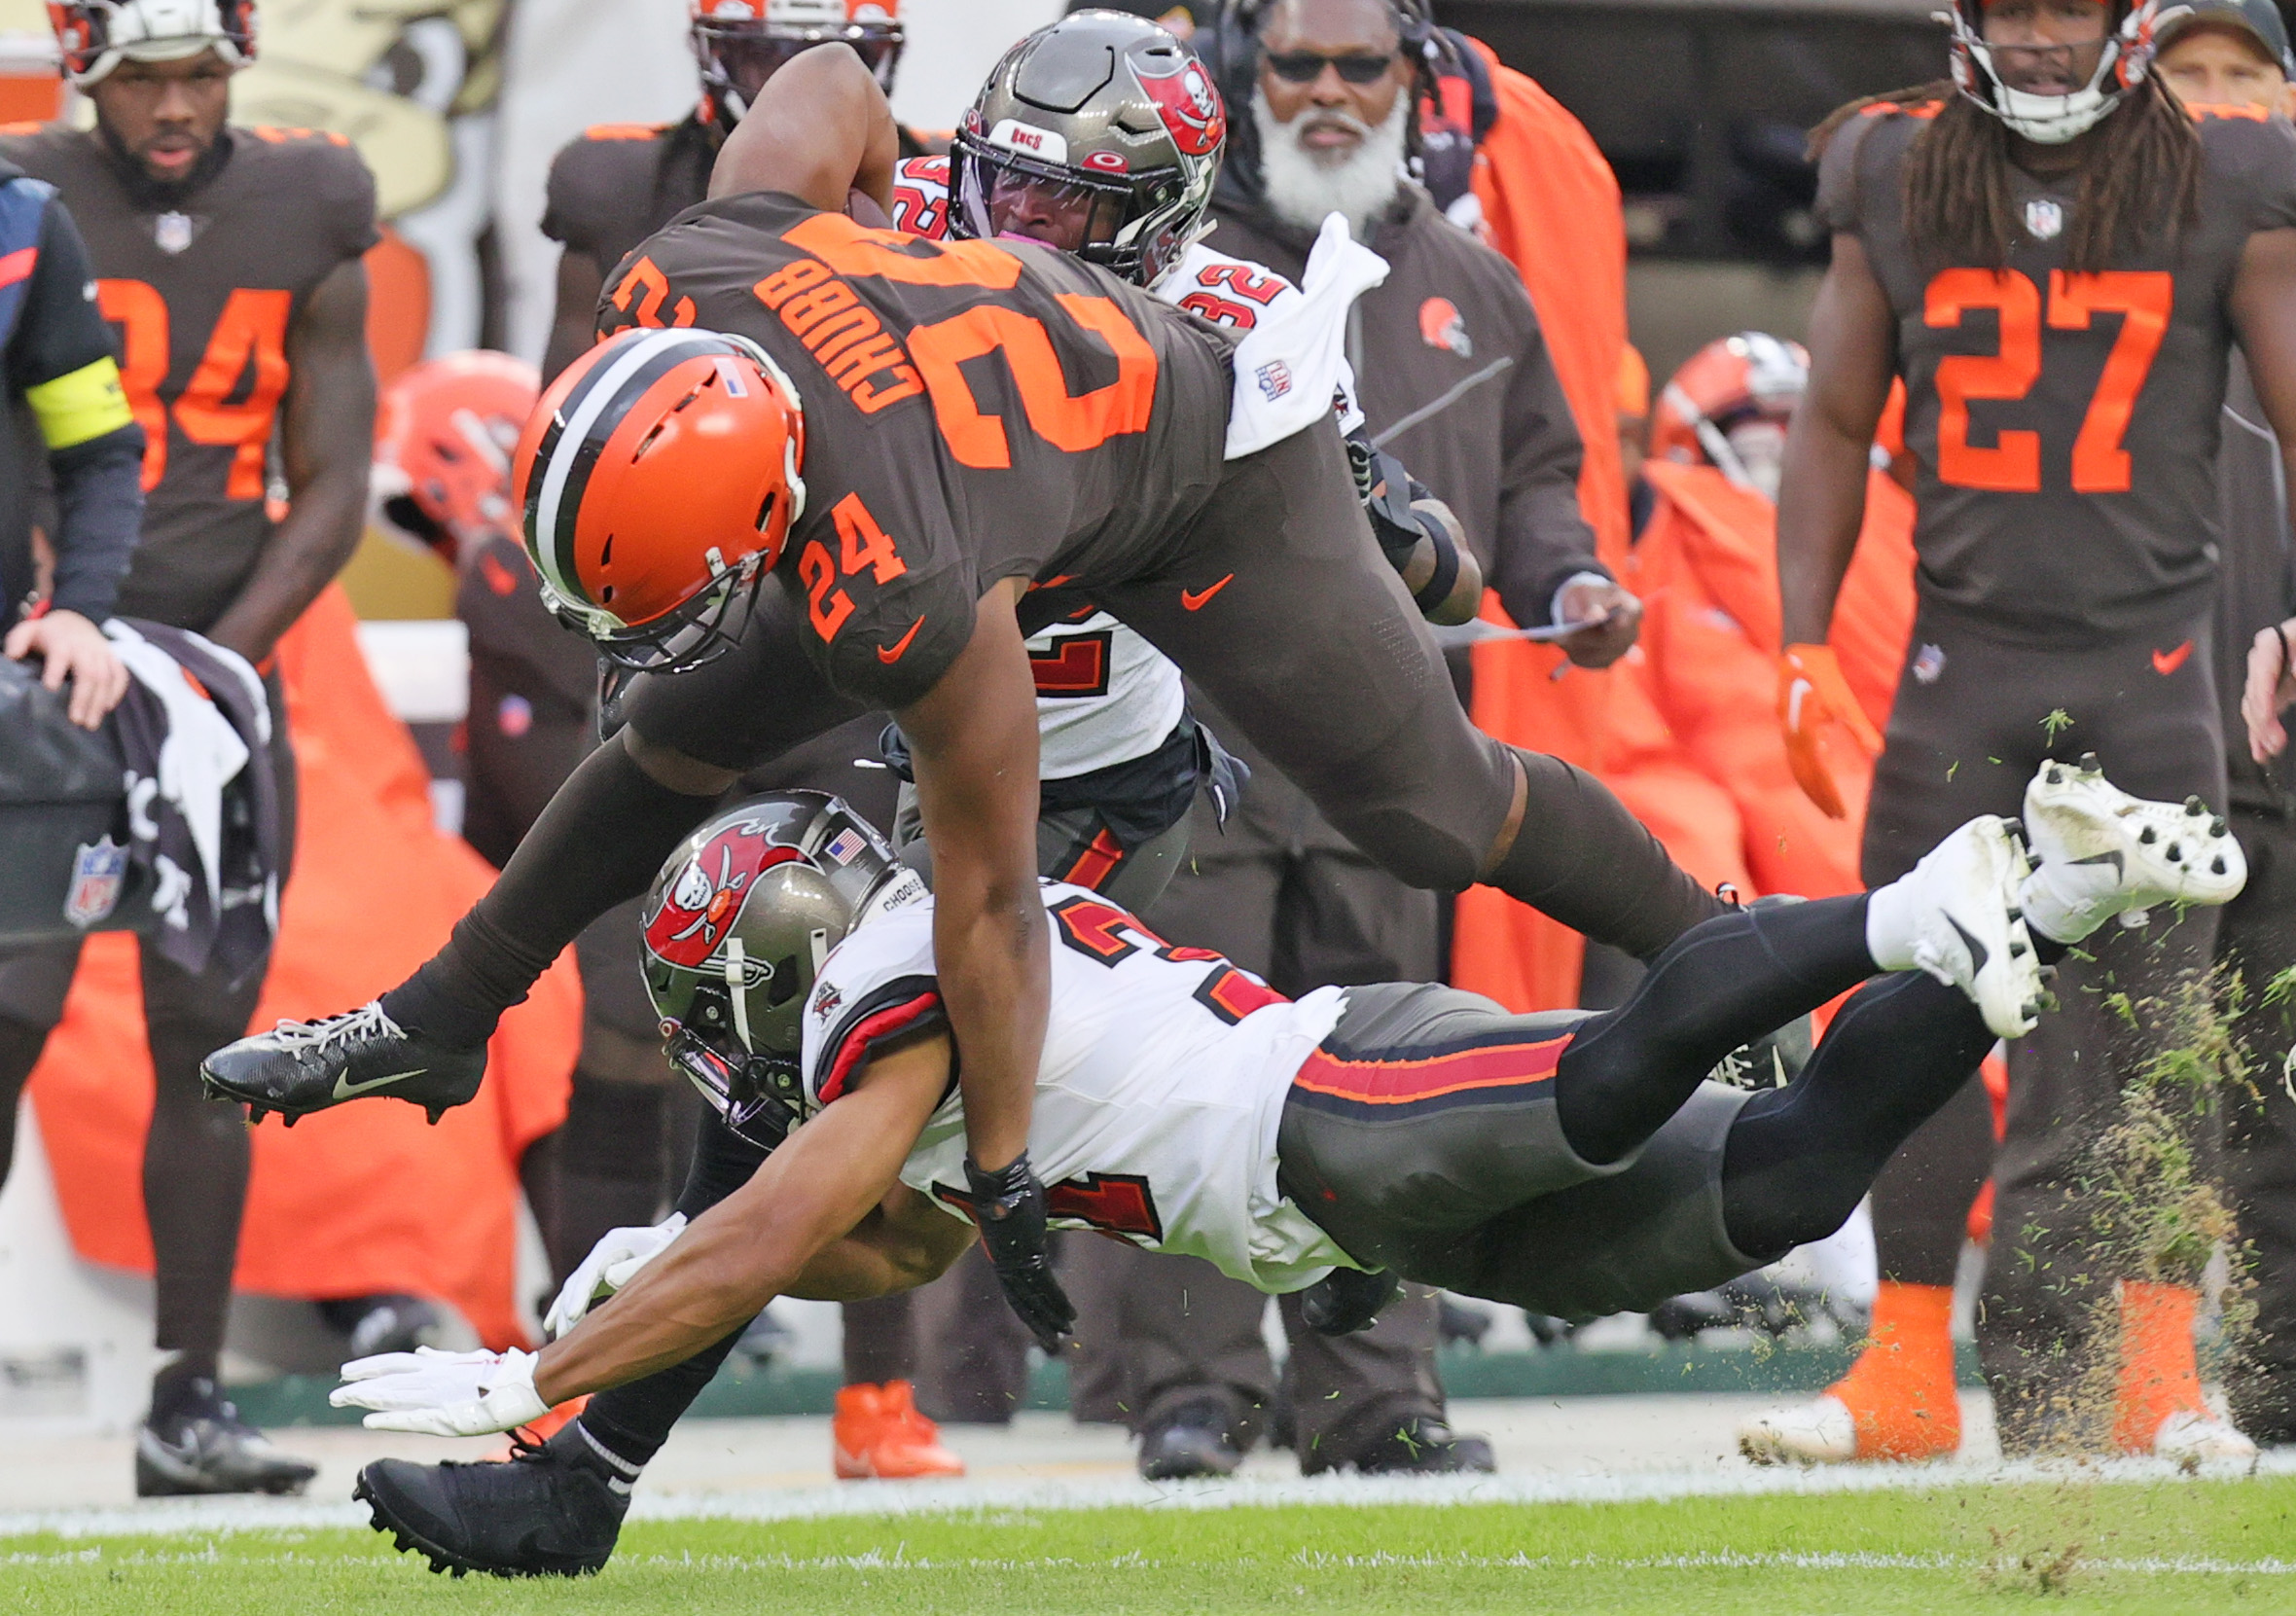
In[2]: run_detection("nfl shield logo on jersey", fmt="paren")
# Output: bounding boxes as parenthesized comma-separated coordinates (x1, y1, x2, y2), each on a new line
(2024, 198, 2063, 241)
(154, 210, 194, 254)
(63, 837, 127, 928)
(1255, 360, 1292, 402)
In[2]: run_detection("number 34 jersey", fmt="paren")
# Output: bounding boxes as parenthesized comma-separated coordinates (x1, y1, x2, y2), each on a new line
(597, 190, 1233, 711)
(796, 881, 1353, 1294)
(0, 125, 378, 630)
(1818, 102, 2296, 646)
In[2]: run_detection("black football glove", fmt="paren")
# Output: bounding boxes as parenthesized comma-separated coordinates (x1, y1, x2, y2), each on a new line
(1299, 1266, 1398, 1336)
(964, 1151, 1076, 1353)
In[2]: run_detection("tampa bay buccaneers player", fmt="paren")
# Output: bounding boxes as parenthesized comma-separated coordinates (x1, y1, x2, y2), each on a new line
(0, 0, 377, 1493)
(1748, 0, 2296, 1463)
(203, 37, 1736, 1379)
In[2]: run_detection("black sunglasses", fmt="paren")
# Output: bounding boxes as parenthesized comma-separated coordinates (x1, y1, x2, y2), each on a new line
(1263, 50, 1397, 85)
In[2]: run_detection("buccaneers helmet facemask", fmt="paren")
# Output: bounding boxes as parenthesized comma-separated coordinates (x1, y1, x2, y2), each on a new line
(950, 11, 1225, 288)
(1945, 0, 2161, 144)
(642, 792, 926, 1151)
(693, 1, 904, 126)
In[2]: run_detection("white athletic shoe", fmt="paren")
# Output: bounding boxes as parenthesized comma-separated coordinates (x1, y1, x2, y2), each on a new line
(1739, 1395, 1857, 1465)
(2018, 754, 2248, 945)
(1866, 815, 2046, 1040)
(2150, 1409, 2257, 1465)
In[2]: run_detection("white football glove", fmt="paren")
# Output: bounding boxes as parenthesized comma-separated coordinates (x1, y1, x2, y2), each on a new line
(543, 1211, 688, 1339)
(330, 1346, 551, 1437)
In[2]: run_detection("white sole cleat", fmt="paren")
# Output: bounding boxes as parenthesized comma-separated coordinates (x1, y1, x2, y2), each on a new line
(2151, 1409, 2256, 1465)
(2020, 755, 2248, 944)
(1739, 1395, 1858, 1465)
(1868, 815, 2047, 1040)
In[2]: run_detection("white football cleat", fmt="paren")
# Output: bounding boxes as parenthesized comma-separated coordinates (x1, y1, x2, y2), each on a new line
(1739, 1395, 1858, 1465)
(1867, 815, 2046, 1040)
(2019, 755, 2248, 944)
(2150, 1409, 2256, 1466)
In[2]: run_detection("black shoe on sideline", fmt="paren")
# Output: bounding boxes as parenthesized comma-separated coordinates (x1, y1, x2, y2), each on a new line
(356, 1422, 635, 1578)
(1137, 1398, 1244, 1481)
(135, 1380, 318, 1497)
(201, 1001, 486, 1125)
(1321, 1416, 1496, 1477)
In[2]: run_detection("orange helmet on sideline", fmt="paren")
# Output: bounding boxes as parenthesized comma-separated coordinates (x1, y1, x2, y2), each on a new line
(513, 327, 807, 675)
(1650, 332, 1808, 500)
(372, 350, 539, 565)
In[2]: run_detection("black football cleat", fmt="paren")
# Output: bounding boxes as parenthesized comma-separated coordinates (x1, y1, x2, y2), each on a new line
(355, 1423, 636, 1579)
(134, 1380, 318, 1497)
(1137, 1399, 1245, 1481)
(1309, 1416, 1497, 1477)
(200, 1001, 486, 1125)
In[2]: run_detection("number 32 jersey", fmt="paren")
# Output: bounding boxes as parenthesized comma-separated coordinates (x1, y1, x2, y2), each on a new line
(0, 125, 378, 630)
(796, 881, 1353, 1293)
(1817, 102, 2296, 645)
(597, 189, 1234, 710)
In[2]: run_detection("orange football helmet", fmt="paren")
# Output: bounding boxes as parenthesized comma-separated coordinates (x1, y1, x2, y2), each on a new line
(1650, 332, 1809, 499)
(514, 328, 807, 675)
(372, 350, 539, 565)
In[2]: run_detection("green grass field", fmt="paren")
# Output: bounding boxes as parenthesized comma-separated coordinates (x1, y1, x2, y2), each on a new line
(10, 1478, 2296, 1613)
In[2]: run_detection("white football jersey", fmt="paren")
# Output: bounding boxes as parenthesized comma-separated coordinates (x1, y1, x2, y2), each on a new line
(796, 880, 1352, 1293)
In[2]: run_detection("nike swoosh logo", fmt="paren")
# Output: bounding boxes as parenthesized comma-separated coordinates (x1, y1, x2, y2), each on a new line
(878, 619, 924, 664)
(2152, 640, 2194, 675)
(1181, 574, 1235, 612)
(1946, 916, 1990, 975)
(333, 1067, 428, 1100)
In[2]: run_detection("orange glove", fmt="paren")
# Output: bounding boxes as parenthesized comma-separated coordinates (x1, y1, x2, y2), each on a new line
(1778, 643, 1883, 820)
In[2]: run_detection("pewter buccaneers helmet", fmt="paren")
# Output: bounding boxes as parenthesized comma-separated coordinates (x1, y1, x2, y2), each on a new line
(642, 793, 923, 1149)
(1945, 0, 2163, 144)
(951, 10, 1225, 287)
(49, 0, 256, 86)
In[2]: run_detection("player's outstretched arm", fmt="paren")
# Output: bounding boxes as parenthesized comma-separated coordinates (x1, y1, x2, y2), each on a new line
(528, 1034, 950, 1405)
(205, 257, 377, 666)
(2231, 229, 2296, 762)
(897, 578, 1074, 1352)
(784, 1181, 979, 1302)
(708, 42, 900, 217)
(1777, 233, 1894, 649)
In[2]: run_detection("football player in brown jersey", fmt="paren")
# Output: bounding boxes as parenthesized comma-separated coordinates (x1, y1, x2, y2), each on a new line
(0, 0, 377, 1495)
(202, 41, 1742, 1383)
(1745, 0, 2296, 1465)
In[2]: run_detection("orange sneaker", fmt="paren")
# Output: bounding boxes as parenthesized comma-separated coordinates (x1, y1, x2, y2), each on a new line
(834, 1381, 963, 1481)
(2113, 1280, 2253, 1460)
(1740, 1281, 1960, 1463)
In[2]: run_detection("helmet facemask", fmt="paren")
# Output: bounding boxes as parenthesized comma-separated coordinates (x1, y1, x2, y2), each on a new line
(1946, 0, 2160, 144)
(692, 3, 903, 126)
(537, 546, 766, 677)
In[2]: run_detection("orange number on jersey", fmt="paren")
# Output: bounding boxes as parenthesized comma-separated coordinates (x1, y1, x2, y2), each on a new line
(797, 538, 854, 639)
(831, 492, 907, 585)
(96, 278, 169, 489)
(784, 211, 1022, 290)
(1925, 269, 2042, 493)
(173, 288, 291, 499)
(908, 295, 1158, 470)
(1922, 267, 2174, 496)
(611, 255, 696, 330)
(2047, 269, 2172, 494)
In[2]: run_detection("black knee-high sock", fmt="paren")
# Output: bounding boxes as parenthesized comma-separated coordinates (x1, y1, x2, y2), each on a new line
(577, 1110, 770, 1469)
(382, 738, 723, 1045)
(143, 958, 259, 1377)
(1554, 894, 1878, 1166)
(1488, 749, 1732, 962)
(1721, 972, 1996, 1261)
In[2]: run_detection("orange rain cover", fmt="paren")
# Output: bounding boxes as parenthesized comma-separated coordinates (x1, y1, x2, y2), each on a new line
(27, 587, 577, 1348)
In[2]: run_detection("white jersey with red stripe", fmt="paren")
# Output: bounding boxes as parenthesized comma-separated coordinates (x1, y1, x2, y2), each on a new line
(797, 880, 1352, 1292)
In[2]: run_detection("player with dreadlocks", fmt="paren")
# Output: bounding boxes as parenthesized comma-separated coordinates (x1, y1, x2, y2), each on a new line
(1744, 0, 2296, 1464)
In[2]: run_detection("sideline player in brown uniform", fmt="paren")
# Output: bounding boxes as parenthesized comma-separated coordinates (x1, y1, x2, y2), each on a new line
(203, 41, 1735, 1383)
(1743, 0, 2296, 1463)
(0, 0, 377, 1494)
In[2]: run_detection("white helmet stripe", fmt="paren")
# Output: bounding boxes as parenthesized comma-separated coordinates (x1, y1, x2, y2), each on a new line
(529, 328, 727, 604)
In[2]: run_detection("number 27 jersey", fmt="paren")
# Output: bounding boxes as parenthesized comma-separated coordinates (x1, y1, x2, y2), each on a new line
(1817, 101, 2296, 645)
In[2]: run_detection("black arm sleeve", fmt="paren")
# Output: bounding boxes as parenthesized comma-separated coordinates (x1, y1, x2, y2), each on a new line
(7, 198, 141, 623)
